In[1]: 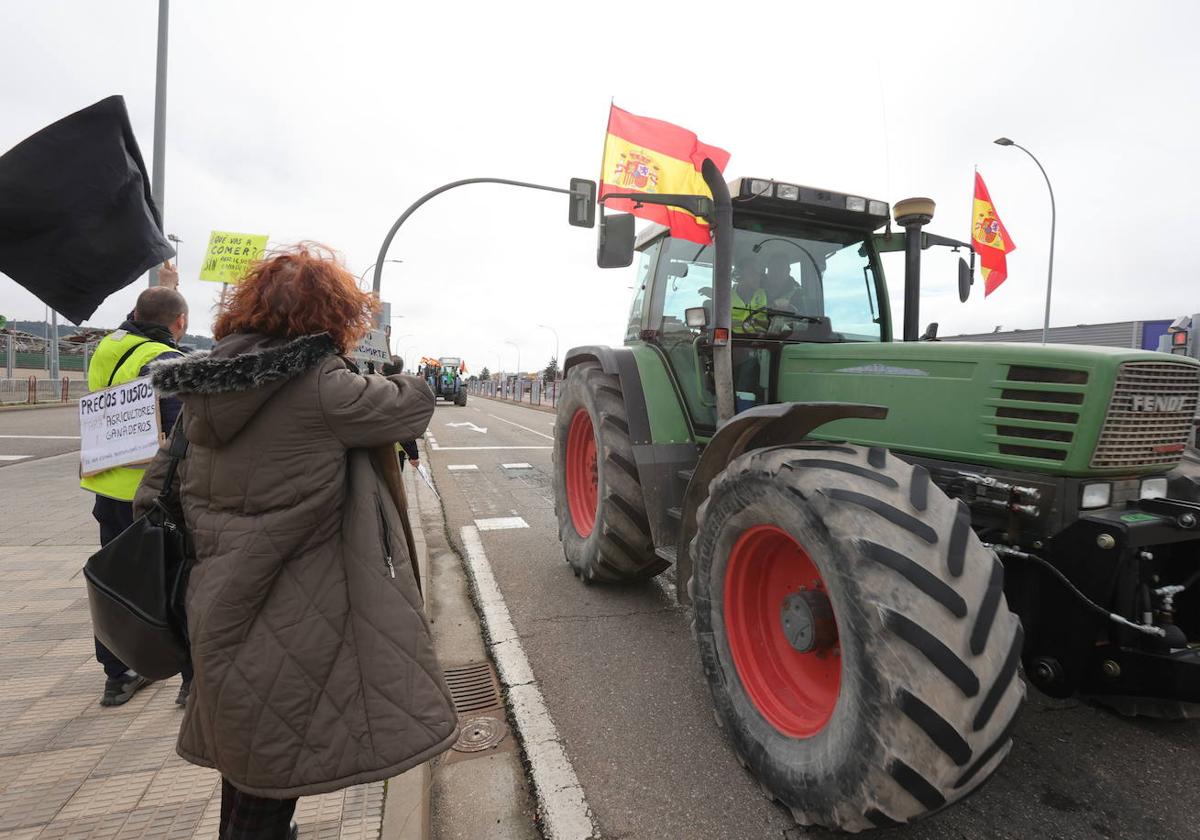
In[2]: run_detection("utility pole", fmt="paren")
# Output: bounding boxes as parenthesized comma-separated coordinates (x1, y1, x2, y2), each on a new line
(149, 0, 170, 286)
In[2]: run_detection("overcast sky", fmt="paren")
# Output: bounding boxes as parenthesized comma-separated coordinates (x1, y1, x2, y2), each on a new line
(3, 1, 1197, 373)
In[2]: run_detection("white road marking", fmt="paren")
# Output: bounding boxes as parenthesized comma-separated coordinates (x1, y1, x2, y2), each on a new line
(0, 435, 81, 440)
(474, 516, 530, 531)
(447, 464, 478, 472)
(460, 526, 597, 840)
(0, 455, 30, 461)
(446, 421, 488, 434)
(431, 445, 551, 451)
(487, 414, 554, 441)
(502, 463, 533, 470)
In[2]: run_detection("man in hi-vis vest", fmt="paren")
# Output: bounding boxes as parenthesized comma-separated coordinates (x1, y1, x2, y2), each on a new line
(82, 284, 190, 706)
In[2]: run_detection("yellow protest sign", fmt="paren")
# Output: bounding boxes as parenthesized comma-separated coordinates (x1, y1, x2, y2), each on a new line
(199, 231, 269, 283)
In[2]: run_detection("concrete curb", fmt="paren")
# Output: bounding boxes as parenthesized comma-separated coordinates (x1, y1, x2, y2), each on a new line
(380, 466, 434, 840)
(0, 400, 78, 412)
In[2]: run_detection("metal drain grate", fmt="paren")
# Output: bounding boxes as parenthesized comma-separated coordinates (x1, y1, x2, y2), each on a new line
(443, 661, 502, 715)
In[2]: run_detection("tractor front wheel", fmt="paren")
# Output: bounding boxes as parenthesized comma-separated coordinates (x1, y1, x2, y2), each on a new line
(455, 389, 468, 406)
(690, 445, 1025, 831)
(553, 362, 664, 582)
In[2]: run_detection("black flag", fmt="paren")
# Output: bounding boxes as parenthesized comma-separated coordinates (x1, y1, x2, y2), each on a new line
(0, 96, 175, 324)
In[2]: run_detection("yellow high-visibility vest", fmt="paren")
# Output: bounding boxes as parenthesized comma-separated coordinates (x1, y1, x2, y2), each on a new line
(80, 329, 176, 501)
(732, 286, 769, 334)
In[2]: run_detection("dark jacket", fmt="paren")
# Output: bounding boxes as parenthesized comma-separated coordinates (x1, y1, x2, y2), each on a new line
(119, 318, 185, 432)
(134, 332, 456, 797)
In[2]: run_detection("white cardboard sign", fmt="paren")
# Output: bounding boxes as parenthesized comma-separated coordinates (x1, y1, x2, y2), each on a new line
(79, 376, 162, 476)
(349, 328, 391, 368)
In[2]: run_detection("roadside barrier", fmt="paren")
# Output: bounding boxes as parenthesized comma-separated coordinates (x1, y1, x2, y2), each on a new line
(0, 377, 85, 405)
(468, 378, 560, 408)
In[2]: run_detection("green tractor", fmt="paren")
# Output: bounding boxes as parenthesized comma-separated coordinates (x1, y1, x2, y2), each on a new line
(552, 172, 1200, 831)
(428, 356, 468, 406)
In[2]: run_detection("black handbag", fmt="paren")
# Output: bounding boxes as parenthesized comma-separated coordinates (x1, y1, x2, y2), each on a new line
(83, 420, 192, 680)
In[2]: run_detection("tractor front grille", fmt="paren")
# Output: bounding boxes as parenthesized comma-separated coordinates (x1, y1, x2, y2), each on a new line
(1091, 362, 1200, 469)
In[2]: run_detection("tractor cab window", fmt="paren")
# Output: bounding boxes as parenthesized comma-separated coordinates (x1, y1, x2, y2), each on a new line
(653, 238, 719, 428)
(730, 226, 882, 342)
(625, 241, 661, 343)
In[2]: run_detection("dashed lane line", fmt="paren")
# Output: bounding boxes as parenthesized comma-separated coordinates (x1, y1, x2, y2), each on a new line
(474, 516, 530, 531)
(447, 464, 478, 472)
(431, 445, 551, 451)
(460, 525, 598, 840)
(0, 455, 30, 461)
(502, 463, 533, 470)
(487, 413, 555, 441)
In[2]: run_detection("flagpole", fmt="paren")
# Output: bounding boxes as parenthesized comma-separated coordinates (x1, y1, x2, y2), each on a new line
(994, 138, 1056, 344)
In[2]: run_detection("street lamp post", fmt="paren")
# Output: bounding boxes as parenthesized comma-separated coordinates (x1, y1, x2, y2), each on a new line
(536, 323, 559, 379)
(994, 137, 1056, 344)
(149, 0, 169, 287)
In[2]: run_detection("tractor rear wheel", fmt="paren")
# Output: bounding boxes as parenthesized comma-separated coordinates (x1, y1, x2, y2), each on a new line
(690, 445, 1025, 831)
(455, 389, 468, 406)
(553, 362, 665, 582)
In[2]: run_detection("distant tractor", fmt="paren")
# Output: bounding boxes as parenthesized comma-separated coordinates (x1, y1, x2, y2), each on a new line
(426, 356, 468, 406)
(552, 173, 1200, 831)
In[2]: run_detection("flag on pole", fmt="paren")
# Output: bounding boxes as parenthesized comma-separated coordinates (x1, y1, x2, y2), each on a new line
(0, 96, 174, 324)
(599, 105, 730, 244)
(971, 172, 1016, 296)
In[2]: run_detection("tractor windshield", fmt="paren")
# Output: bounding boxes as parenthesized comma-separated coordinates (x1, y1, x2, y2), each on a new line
(656, 226, 883, 342)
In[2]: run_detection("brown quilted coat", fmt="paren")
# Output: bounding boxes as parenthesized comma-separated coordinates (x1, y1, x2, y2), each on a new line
(135, 332, 456, 797)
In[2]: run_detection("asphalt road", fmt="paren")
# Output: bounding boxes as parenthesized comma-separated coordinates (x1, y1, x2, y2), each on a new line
(430, 395, 1200, 840)
(0, 404, 81, 467)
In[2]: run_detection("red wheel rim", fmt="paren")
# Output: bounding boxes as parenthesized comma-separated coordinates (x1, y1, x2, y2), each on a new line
(724, 525, 841, 738)
(565, 408, 598, 537)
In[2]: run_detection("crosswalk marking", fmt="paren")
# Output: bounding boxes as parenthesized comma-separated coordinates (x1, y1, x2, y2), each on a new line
(502, 463, 533, 470)
(447, 464, 479, 471)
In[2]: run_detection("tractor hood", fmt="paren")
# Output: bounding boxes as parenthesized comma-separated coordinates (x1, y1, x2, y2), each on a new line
(779, 341, 1200, 477)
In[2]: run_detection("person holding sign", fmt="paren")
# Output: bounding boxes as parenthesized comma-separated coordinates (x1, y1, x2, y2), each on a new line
(80, 285, 194, 707)
(133, 243, 455, 840)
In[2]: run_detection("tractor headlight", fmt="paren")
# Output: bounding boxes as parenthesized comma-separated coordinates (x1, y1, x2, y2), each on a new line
(868, 200, 889, 216)
(775, 183, 800, 201)
(748, 179, 773, 197)
(846, 196, 867, 212)
(1081, 482, 1112, 510)
(1140, 477, 1169, 500)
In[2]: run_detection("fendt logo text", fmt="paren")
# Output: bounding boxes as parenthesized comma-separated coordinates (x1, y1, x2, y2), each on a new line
(1128, 394, 1187, 413)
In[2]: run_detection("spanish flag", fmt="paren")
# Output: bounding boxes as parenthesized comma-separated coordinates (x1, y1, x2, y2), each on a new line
(600, 105, 730, 244)
(972, 171, 1016, 296)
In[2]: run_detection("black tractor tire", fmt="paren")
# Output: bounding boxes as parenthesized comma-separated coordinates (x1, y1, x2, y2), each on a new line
(690, 444, 1025, 832)
(455, 389, 468, 407)
(553, 361, 666, 583)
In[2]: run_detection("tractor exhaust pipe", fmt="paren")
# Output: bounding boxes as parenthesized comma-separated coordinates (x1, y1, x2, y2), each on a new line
(702, 159, 736, 423)
(894, 197, 936, 342)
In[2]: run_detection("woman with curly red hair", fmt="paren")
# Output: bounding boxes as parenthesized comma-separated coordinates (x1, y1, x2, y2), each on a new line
(136, 244, 457, 840)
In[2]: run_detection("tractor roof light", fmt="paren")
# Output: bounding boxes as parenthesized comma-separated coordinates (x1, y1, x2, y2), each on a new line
(728, 177, 891, 229)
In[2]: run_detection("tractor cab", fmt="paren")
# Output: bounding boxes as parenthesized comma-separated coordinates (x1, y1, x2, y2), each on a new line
(627, 178, 895, 430)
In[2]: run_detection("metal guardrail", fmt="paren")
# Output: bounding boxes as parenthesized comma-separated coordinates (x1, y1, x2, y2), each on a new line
(468, 379, 561, 408)
(0, 377, 87, 405)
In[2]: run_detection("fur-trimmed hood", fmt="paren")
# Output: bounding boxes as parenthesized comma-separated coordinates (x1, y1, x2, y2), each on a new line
(149, 333, 340, 448)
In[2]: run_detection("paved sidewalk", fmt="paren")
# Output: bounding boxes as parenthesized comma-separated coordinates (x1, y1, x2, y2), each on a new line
(0, 453, 385, 839)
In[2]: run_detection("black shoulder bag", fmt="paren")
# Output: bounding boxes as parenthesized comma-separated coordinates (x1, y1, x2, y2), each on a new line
(83, 420, 192, 680)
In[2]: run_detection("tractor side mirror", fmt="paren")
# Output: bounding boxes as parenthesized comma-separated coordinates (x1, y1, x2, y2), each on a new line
(920, 322, 939, 341)
(597, 212, 636, 268)
(568, 178, 596, 228)
(958, 256, 973, 302)
(685, 307, 709, 329)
